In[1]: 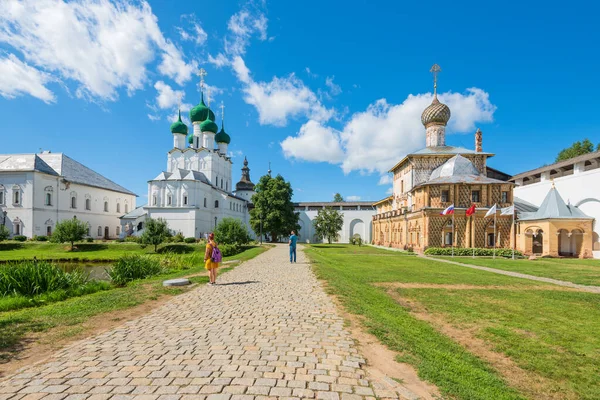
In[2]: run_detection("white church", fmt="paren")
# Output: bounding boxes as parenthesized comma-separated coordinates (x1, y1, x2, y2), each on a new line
(120, 80, 256, 239)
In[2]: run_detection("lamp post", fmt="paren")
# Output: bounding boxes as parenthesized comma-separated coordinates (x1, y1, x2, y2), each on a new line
(2, 210, 6, 226)
(259, 213, 263, 244)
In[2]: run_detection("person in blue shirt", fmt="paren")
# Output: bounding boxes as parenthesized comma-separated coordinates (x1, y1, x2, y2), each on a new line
(288, 230, 297, 263)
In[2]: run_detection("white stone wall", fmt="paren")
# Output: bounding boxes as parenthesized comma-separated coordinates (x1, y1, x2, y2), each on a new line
(0, 171, 136, 238)
(514, 167, 600, 257)
(296, 206, 375, 243)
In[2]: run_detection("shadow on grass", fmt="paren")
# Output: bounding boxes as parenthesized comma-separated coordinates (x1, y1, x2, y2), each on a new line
(73, 244, 109, 252)
(0, 317, 49, 375)
(157, 244, 195, 254)
(0, 243, 24, 251)
(311, 245, 347, 249)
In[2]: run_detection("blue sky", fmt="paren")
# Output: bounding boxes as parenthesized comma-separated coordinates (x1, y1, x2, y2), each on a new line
(1, 0, 599, 203)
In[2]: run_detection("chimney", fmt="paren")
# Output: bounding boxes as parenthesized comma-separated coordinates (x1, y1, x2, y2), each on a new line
(475, 128, 482, 152)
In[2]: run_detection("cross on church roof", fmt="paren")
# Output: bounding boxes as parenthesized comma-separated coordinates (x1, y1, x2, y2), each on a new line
(430, 64, 441, 97)
(197, 68, 207, 94)
(220, 101, 225, 122)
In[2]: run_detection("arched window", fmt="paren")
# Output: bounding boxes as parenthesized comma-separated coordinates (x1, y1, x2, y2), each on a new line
(98, 226, 102, 236)
(13, 187, 20, 205)
(226, 182, 228, 191)
(45, 192, 52, 206)
(183, 195, 188, 205)
(47, 226, 52, 236)
(152, 195, 157, 206)
(116, 226, 121, 236)
(215, 200, 219, 208)
(71, 196, 77, 209)
(221, 178, 223, 189)
(125, 204, 129, 213)
(116, 203, 120, 213)
(204, 198, 207, 207)
(85, 198, 91, 210)
(167, 195, 172, 206)
(104, 201, 108, 212)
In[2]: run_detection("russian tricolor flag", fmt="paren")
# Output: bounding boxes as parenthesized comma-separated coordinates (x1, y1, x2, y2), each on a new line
(441, 204, 455, 215)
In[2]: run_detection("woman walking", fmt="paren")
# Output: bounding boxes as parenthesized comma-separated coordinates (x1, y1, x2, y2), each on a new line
(204, 233, 221, 285)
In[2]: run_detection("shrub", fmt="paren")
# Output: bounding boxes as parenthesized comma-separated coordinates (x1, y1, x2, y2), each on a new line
(115, 238, 124, 243)
(13, 235, 27, 242)
(219, 243, 242, 257)
(0, 260, 89, 297)
(140, 218, 170, 252)
(424, 247, 523, 257)
(214, 218, 250, 245)
(351, 234, 362, 246)
(85, 237, 94, 243)
(0, 225, 9, 241)
(51, 218, 88, 250)
(33, 235, 48, 242)
(124, 236, 139, 243)
(184, 237, 196, 243)
(108, 255, 164, 286)
(172, 233, 185, 243)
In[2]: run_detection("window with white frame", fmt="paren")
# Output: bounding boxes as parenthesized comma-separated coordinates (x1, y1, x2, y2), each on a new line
(85, 198, 91, 210)
(12, 186, 20, 205)
(45, 192, 52, 206)
(167, 195, 172, 206)
(71, 196, 77, 209)
(204, 198, 207, 207)
(104, 201, 108, 212)
(47, 226, 52, 235)
(183, 195, 188, 205)
(98, 226, 102, 236)
(152, 195, 157, 206)
(14, 222, 21, 235)
(125, 203, 129, 213)
(116, 226, 121, 236)
(116, 203, 120, 213)
(0, 190, 4, 205)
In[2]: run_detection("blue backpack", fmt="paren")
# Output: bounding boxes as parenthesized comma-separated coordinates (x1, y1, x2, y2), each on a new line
(211, 244, 222, 263)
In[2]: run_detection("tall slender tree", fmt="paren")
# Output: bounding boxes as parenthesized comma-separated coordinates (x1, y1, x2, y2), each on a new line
(250, 174, 300, 242)
(313, 207, 344, 244)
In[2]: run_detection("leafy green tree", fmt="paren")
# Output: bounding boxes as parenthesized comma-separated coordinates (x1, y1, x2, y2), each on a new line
(556, 138, 597, 162)
(214, 217, 250, 245)
(250, 174, 301, 242)
(51, 218, 88, 250)
(333, 193, 344, 202)
(313, 207, 344, 244)
(0, 225, 9, 242)
(140, 218, 170, 252)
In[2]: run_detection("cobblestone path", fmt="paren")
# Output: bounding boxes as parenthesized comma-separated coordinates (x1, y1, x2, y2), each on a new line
(0, 245, 409, 400)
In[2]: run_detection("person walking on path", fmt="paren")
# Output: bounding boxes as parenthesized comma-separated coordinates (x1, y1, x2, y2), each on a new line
(204, 233, 221, 284)
(289, 230, 298, 263)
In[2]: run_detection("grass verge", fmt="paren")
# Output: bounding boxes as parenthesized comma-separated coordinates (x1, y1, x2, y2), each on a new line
(306, 244, 599, 400)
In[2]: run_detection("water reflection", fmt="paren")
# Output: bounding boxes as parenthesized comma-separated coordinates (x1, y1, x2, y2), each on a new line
(59, 262, 112, 281)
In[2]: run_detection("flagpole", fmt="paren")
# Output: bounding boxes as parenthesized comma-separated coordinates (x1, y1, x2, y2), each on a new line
(512, 204, 515, 260)
(493, 206, 497, 259)
(472, 214, 475, 259)
(452, 210, 455, 258)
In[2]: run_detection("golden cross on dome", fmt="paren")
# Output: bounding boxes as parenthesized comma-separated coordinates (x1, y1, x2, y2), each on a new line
(197, 68, 207, 92)
(219, 101, 225, 122)
(430, 64, 441, 97)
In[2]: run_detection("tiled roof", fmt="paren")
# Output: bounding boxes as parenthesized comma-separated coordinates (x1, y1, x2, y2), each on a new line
(120, 206, 147, 220)
(518, 187, 592, 221)
(510, 151, 600, 181)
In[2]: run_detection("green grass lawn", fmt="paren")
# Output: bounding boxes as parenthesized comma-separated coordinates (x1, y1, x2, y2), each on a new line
(306, 244, 600, 400)
(0, 245, 267, 365)
(0, 241, 158, 261)
(436, 256, 600, 286)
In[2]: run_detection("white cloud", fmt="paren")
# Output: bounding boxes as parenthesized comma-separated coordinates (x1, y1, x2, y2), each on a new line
(281, 120, 344, 163)
(233, 57, 333, 126)
(154, 81, 183, 109)
(177, 18, 207, 45)
(386, 187, 393, 195)
(228, 150, 243, 158)
(325, 76, 341, 96)
(208, 53, 230, 68)
(347, 195, 361, 201)
(225, 8, 268, 56)
(0, 0, 194, 101)
(281, 89, 497, 174)
(378, 175, 392, 185)
(0, 53, 55, 103)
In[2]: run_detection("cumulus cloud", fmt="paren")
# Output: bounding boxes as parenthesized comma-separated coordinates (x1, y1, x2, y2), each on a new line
(378, 175, 392, 185)
(280, 89, 497, 174)
(281, 120, 344, 163)
(225, 8, 268, 56)
(0, 0, 194, 101)
(0, 53, 55, 103)
(154, 81, 183, 109)
(325, 76, 341, 96)
(346, 195, 361, 201)
(177, 15, 208, 45)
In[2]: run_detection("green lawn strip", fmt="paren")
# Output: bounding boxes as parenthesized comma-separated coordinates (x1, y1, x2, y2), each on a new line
(305, 245, 526, 400)
(0, 245, 268, 362)
(402, 287, 600, 399)
(435, 256, 600, 286)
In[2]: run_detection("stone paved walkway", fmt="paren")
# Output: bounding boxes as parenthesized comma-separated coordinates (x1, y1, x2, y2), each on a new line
(0, 245, 409, 400)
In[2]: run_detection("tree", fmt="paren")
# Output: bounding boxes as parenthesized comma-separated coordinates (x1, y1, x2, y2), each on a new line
(214, 217, 250, 245)
(140, 218, 170, 252)
(51, 218, 88, 250)
(313, 207, 344, 244)
(556, 138, 598, 162)
(333, 193, 344, 202)
(250, 174, 301, 242)
(0, 225, 9, 242)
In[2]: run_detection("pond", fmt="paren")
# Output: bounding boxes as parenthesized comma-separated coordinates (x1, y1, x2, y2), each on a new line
(58, 262, 113, 281)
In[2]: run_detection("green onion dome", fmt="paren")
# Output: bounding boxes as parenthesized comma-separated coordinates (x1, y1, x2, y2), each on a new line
(187, 133, 194, 144)
(189, 93, 216, 123)
(199, 110, 219, 133)
(215, 122, 231, 144)
(170, 110, 188, 135)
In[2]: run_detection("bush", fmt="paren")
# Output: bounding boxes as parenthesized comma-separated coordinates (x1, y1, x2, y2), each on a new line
(0, 225, 9, 241)
(424, 247, 523, 257)
(33, 235, 48, 242)
(108, 254, 164, 286)
(13, 235, 27, 242)
(0, 260, 89, 297)
(172, 233, 185, 243)
(115, 238, 124, 243)
(219, 243, 242, 257)
(140, 218, 170, 252)
(85, 237, 94, 243)
(51, 218, 88, 250)
(124, 236, 139, 243)
(214, 218, 250, 245)
(351, 234, 362, 246)
(184, 237, 196, 243)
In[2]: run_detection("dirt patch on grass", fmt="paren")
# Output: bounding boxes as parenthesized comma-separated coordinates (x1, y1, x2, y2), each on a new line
(374, 282, 584, 292)
(384, 287, 578, 400)
(323, 285, 440, 399)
